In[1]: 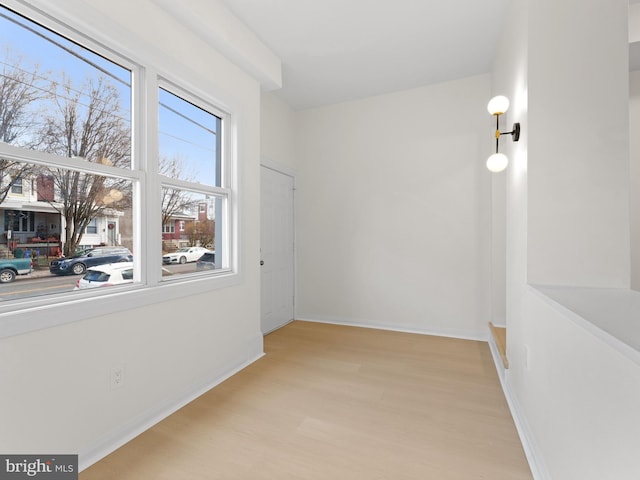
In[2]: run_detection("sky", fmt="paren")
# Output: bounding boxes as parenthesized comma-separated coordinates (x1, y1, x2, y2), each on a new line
(0, 5, 219, 187)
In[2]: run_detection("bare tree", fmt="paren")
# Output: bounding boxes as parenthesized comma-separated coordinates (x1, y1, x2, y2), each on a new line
(160, 154, 199, 229)
(185, 218, 214, 248)
(0, 50, 50, 144)
(0, 51, 51, 204)
(39, 76, 130, 255)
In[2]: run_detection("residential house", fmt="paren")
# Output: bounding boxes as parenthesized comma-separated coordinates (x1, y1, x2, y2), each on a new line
(0, 172, 127, 257)
(161, 212, 194, 249)
(162, 202, 215, 251)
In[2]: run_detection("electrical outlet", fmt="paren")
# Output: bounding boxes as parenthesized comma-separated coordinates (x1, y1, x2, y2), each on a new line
(110, 365, 125, 390)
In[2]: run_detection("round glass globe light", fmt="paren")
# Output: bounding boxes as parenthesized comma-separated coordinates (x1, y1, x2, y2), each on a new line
(486, 153, 508, 172)
(487, 95, 510, 115)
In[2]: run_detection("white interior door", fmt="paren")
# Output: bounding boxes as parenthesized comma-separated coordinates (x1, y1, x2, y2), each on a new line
(260, 165, 295, 334)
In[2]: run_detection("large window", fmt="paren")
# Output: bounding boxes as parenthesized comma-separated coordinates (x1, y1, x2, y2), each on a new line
(0, 4, 234, 313)
(4, 209, 34, 233)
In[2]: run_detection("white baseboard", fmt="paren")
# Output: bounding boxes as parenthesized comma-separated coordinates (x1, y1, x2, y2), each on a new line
(488, 338, 550, 480)
(79, 351, 265, 472)
(296, 316, 488, 342)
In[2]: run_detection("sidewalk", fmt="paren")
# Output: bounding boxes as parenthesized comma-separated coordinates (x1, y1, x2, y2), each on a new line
(30, 267, 53, 278)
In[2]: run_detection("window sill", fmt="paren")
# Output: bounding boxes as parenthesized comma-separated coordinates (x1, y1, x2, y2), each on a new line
(0, 270, 240, 338)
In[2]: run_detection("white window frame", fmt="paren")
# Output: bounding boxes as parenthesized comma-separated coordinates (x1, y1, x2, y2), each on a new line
(0, 1, 240, 338)
(157, 78, 234, 281)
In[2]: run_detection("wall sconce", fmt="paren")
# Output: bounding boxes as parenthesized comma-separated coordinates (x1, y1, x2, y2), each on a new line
(486, 95, 520, 173)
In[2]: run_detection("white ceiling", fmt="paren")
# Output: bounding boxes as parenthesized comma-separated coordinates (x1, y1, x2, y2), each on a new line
(221, 1, 640, 110)
(221, 0, 509, 110)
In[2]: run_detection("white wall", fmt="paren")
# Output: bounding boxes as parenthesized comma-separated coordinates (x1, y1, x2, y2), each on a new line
(527, 0, 630, 288)
(631, 70, 640, 291)
(261, 91, 297, 170)
(490, 0, 529, 386)
(492, 0, 640, 478)
(520, 291, 640, 479)
(488, 0, 529, 330)
(294, 76, 492, 339)
(0, 0, 264, 469)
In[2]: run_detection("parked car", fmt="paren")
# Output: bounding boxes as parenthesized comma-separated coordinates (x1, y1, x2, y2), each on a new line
(196, 251, 216, 270)
(74, 262, 134, 290)
(0, 257, 32, 283)
(50, 246, 133, 275)
(162, 246, 210, 265)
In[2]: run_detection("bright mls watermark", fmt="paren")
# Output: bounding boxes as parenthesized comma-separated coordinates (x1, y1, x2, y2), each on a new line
(0, 455, 77, 479)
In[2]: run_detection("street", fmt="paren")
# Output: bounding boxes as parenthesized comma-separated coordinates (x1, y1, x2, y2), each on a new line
(1, 271, 76, 300)
(0, 263, 195, 301)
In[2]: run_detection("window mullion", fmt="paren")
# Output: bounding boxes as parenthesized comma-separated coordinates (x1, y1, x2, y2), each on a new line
(140, 66, 163, 285)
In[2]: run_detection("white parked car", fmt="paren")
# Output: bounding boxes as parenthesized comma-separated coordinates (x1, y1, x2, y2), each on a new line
(74, 262, 134, 290)
(162, 246, 210, 264)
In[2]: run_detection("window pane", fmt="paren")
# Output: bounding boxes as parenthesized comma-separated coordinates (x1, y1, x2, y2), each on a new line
(11, 178, 22, 194)
(86, 218, 97, 234)
(0, 158, 135, 301)
(158, 88, 221, 187)
(0, 6, 132, 167)
(161, 187, 224, 277)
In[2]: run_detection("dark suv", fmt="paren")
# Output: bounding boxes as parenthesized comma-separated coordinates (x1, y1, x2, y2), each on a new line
(49, 246, 133, 275)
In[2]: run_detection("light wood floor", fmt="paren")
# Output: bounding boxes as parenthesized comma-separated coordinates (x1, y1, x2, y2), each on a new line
(80, 321, 532, 479)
